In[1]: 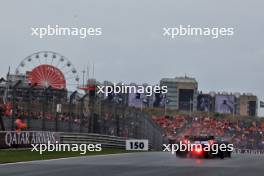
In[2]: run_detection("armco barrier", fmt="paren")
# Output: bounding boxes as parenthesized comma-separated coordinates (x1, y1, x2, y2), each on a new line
(60, 132, 154, 150)
(60, 132, 126, 149)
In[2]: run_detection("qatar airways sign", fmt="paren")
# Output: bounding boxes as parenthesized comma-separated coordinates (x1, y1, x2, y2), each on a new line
(0, 131, 60, 149)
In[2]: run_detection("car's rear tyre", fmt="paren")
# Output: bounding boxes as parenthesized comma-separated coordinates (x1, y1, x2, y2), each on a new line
(219, 152, 224, 159)
(176, 151, 188, 158)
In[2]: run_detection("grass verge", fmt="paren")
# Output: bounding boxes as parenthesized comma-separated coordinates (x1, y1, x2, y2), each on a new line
(0, 148, 129, 164)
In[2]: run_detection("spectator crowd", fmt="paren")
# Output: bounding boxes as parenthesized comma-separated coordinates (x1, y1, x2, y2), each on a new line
(153, 115, 264, 150)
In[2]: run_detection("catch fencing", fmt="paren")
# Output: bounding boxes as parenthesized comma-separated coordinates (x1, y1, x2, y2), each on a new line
(2, 99, 166, 150)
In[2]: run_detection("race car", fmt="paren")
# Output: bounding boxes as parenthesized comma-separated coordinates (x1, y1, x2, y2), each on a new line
(175, 135, 232, 159)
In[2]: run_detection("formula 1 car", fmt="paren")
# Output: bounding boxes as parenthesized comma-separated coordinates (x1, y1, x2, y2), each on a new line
(175, 135, 232, 159)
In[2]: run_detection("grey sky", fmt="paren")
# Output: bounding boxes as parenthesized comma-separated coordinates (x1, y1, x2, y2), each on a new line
(0, 0, 264, 114)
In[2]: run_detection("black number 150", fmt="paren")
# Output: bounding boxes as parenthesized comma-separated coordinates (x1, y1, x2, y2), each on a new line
(130, 141, 145, 150)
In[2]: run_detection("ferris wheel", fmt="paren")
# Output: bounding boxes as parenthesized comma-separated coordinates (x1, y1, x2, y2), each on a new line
(15, 51, 80, 90)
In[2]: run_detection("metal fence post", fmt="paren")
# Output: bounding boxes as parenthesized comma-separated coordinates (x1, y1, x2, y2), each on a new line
(79, 93, 88, 133)
(88, 97, 95, 133)
(55, 110, 59, 132)
(0, 108, 5, 131)
(27, 84, 36, 131)
(68, 91, 77, 132)
(11, 80, 21, 130)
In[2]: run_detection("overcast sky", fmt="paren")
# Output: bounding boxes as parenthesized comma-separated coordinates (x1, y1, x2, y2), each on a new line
(0, 0, 264, 115)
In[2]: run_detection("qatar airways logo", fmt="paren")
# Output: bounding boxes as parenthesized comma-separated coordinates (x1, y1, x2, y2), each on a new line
(96, 83, 168, 96)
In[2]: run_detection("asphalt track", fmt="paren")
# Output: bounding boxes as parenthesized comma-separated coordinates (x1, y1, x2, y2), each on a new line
(1, 152, 264, 176)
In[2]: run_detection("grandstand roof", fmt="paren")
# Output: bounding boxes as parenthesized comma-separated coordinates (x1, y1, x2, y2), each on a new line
(161, 76, 197, 83)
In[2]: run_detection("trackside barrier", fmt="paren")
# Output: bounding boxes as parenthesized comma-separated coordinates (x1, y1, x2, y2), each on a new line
(60, 132, 154, 150)
(233, 148, 264, 155)
(60, 132, 125, 149)
(2, 103, 166, 151)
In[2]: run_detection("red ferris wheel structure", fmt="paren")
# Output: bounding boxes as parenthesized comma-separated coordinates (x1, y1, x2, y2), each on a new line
(15, 51, 80, 90)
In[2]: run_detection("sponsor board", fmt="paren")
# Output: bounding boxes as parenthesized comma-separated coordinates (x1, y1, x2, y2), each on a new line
(0, 131, 60, 149)
(126, 139, 149, 151)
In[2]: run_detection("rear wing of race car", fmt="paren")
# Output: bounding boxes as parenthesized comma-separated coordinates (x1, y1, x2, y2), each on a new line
(184, 135, 215, 141)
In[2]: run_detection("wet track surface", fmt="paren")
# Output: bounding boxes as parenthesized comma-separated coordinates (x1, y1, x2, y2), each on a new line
(1, 152, 264, 176)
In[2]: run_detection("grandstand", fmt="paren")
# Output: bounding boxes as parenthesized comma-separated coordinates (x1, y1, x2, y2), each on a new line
(153, 114, 264, 150)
